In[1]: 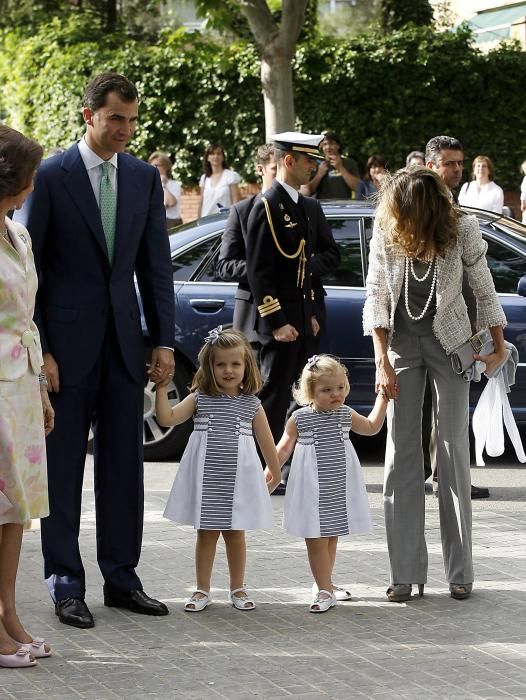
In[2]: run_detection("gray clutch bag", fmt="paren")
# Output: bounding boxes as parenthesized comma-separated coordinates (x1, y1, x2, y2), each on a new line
(451, 329, 494, 376)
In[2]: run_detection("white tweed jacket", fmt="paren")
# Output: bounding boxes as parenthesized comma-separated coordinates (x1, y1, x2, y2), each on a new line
(363, 213, 506, 355)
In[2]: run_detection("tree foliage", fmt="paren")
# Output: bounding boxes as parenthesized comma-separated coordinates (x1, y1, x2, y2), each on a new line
(1, 18, 525, 190)
(381, 0, 433, 32)
(0, 0, 162, 37)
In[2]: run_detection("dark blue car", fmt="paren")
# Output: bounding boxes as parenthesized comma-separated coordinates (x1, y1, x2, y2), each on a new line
(141, 202, 526, 460)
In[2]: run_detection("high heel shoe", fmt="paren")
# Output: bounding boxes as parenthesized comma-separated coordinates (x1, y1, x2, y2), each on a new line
(449, 583, 472, 600)
(386, 583, 425, 602)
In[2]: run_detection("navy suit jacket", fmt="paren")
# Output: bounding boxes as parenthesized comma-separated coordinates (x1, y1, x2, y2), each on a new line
(16, 143, 175, 385)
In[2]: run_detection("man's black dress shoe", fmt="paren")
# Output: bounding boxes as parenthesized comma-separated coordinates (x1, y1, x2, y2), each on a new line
(55, 598, 94, 629)
(471, 484, 490, 499)
(103, 586, 169, 616)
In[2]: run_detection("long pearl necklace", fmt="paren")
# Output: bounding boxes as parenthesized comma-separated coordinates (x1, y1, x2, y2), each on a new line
(404, 257, 437, 321)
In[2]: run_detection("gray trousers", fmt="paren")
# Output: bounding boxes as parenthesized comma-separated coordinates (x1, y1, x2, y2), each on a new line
(385, 330, 473, 585)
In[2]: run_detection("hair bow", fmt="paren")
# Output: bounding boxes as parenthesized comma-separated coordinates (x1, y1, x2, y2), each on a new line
(204, 325, 223, 345)
(306, 355, 320, 370)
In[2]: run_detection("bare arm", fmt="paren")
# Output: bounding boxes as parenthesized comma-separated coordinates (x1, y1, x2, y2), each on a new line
(197, 186, 204, 217)
(229, 183, 241, 205)
(276, 416, 298, 466)
(155, 389, 196, 427)
(305, 161, 329, 196)
(474, 324, 508, 376)
(372, 327, 399, 401)
(162, 178, 178, 208)
(253, 406, 281, 493)
(350, 393, 388, 436)
(331, 154, 360, 191)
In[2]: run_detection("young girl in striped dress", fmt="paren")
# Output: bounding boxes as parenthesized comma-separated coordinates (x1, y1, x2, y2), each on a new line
(156, 327, 280, 612)
(273, 355, 387, 613)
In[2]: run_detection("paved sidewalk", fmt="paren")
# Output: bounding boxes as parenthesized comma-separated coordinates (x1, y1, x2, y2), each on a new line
(4, 458, 526, 700)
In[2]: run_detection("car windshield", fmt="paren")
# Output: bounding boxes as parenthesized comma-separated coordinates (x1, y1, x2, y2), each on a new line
(463, 207, 526, 244)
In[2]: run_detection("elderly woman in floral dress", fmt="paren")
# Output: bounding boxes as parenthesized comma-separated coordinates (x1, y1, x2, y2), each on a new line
(0, 125, 54, 668)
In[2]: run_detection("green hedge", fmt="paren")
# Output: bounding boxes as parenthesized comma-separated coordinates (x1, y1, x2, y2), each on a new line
(1, 18, 525, 189)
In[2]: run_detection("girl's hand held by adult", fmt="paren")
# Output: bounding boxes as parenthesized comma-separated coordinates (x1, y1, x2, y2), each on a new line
(253, 407, 281, 490)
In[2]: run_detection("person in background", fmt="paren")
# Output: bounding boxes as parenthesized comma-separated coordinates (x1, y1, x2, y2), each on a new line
(406, 151, 425, 166)
(425, 134, 489, 500)
(458, 155, 504, 214)
(364, 166, 507, 603)
(148, 151, 183, 227)
(198, 143, 241, 217)
(520, 160, 526, 224)
(302, 132, 360, 199)
(0, 125, 54, 668)
(356, 154, 387, 200)
(217, 143, 277, 340)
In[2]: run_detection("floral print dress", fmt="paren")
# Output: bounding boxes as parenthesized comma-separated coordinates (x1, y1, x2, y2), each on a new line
(0, 218, 49, 526)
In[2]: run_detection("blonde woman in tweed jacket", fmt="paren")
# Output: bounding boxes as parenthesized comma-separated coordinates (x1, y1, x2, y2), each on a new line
(363, 167, 506, 603)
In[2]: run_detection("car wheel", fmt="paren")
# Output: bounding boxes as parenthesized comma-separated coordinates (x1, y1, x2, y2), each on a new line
(143, 360, 193, 461)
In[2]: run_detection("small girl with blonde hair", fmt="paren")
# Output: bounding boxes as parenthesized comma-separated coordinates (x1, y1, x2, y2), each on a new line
(156, 326, 280, 612)
(273, 355, 388, 613)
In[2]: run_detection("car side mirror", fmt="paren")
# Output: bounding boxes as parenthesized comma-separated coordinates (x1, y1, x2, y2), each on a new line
(518, 275, 526, 297)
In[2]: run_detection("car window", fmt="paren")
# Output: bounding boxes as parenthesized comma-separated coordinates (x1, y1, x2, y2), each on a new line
(197, 241, 223, 282)
(172, 238, 218, 281)
(485, 237, 525, 293)
(324, 218, 364, 287)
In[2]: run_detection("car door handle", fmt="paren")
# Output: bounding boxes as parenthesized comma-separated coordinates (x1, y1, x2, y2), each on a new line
(189, 298, 225, 311)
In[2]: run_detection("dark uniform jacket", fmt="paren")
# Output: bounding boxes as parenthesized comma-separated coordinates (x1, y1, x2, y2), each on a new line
(244, 180, 339, 344)
(217, 194, 258, 339)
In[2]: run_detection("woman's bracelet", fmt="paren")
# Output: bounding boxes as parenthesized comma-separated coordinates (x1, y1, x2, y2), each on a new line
(38, 372, 48, 389)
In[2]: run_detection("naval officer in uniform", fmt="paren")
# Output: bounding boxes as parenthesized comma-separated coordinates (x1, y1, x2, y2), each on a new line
(245, 132, 340, 457)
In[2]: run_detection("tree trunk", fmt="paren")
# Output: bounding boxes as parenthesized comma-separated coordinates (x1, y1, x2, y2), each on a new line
(239, 0, 307, 140)
(106, 0, 118, 32)
(260, 47, 295, 139)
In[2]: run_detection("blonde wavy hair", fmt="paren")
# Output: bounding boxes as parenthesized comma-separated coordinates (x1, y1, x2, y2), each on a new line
(375, 166, 459, 260)
(293, 355, 350, 407)
(191, 328, 262, 396)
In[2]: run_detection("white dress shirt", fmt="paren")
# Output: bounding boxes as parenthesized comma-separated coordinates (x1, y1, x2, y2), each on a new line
(276, 178, 299, 203)
(77, 137, 118, 204)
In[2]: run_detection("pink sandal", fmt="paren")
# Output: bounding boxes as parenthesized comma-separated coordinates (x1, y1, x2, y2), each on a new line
(0, 647, 37, 668)
(15, 638, 52, 658)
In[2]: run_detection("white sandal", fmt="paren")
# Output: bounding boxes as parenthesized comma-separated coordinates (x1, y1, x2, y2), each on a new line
(229, 587, 255, 611)
(309, 590, 336, 613)
(312, 582, 352, 602)
(184, 589, 211, 612)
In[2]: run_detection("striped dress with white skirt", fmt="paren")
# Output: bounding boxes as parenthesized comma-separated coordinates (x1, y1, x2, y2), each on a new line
(164, 391, 272, 530)
(284, 405, 372, 538)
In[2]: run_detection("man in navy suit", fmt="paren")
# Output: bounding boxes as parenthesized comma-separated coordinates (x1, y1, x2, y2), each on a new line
(16, 72, 175, 628)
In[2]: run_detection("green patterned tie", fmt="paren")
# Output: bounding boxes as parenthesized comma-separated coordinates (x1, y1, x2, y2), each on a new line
(100, 161, 117, 264)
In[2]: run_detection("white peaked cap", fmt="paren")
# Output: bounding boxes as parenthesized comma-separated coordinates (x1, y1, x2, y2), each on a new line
(271, 131, 325, 160)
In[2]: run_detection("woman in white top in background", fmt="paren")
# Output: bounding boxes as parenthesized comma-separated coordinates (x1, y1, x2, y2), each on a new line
(458, 155, 504, 214)
(519, 159, 526, 224)
(148, 151, 183, 227)
(198, 143, 241, 217)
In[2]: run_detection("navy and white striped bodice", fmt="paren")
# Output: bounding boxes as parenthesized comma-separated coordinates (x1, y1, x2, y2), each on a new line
(195, 391, 260, 529)
(294, 405, 353, 537)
